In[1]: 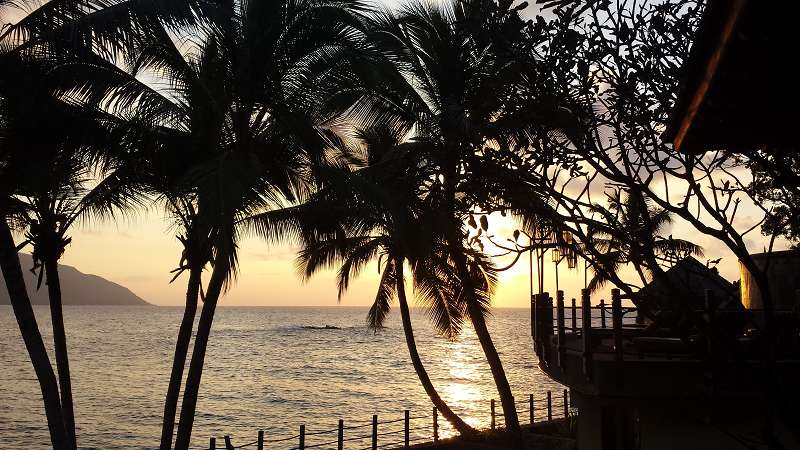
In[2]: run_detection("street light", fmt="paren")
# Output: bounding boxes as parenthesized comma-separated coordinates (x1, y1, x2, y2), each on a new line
(566, 250, 578, 269)
(551, 247, 561, 262)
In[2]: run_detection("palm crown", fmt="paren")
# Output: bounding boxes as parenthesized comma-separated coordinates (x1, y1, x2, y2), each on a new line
(586, 190, 703, 293)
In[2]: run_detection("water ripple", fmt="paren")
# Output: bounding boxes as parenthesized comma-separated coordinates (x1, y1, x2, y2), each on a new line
(0, 305, 563, 449)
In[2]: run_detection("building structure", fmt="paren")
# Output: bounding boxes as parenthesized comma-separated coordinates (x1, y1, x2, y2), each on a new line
(535, 2, 800, 448)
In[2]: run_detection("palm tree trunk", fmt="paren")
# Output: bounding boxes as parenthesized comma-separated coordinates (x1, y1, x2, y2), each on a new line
(0, 220, 69, 450)
(159, 265, 202, 450)
(466, 300, 523, 447)
(440, 170, 523, 449)
(173, 256, 229, 450)
(43, 257, 77, 450)
(395, 262, 476, 436)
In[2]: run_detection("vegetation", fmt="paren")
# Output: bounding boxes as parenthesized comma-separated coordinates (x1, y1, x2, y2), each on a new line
(279, 123, 481, 435)
(2, 0, 799, 448)
(0, 57, 73, 450)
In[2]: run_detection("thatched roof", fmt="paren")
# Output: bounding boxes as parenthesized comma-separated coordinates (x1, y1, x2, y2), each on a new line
(636, 256, 739, 308)
(663, 1, 800, 153)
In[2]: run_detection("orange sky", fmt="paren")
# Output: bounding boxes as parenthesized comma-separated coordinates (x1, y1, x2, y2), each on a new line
(56, 210, 554, 307)
(52, 205, 782, 307)
(4, 0, 789, 308)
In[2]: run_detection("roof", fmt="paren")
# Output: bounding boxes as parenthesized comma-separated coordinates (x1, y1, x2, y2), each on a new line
(636, 256, 738, 307)
(663, 1, 800, 153)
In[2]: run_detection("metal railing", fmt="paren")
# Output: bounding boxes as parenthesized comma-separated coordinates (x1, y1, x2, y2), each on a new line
(203, 389, 574, 450)
(532, 288, 800, 378)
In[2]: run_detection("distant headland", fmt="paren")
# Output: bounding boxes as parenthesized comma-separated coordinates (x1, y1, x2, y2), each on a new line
(0, 253, 151, 306)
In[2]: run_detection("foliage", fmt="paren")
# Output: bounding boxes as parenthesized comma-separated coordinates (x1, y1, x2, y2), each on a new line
(6, 0, 800, 447)
(748, 148, 800, 248)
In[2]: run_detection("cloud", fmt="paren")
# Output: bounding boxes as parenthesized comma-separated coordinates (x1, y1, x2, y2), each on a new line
(79, 229, 134, 239)
(248, 248, 299, 262)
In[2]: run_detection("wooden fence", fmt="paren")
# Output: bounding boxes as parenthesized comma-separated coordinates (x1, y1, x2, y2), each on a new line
(202, 390, 572, 450)
(532, 288, 642, 368)
(531, 287, 800, 378)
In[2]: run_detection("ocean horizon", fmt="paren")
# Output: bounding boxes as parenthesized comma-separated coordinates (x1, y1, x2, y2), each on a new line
(0, 305, 561, 449)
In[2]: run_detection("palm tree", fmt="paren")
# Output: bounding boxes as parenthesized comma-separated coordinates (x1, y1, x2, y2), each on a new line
(282, 125, 477, 435)
(0, 53, 92, 450)
(84, 1, 367, 447)
(2, 2, 220, 448)
(2, 48, 148, 449)
(13, 112, 146, 450)
(351, 1, 533, 444)
(585, 190, 703, 293)
(3, 23, 213, 450)
(117, 26, 231, 450)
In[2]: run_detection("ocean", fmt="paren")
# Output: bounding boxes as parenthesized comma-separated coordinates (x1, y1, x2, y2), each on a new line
(0, 306, 562, 449)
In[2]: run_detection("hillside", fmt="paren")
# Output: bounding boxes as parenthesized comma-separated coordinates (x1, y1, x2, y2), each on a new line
(0, 253, 150, 306)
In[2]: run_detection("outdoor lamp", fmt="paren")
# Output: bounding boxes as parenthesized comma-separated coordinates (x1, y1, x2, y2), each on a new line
(559, 231, 573, 256)
(567, 251, 578, 269)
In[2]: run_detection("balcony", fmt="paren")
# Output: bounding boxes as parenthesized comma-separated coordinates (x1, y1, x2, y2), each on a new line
(530, 289, 800, 450)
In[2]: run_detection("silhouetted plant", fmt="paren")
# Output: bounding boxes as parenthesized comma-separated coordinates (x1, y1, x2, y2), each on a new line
(583, 190, 703, 293)
(1, 53, 78, 450)
(476, 0, 797, 444)
(341, 2, 542, 444)
(282, 123, 480, 435)
(83, 1, 370, 448)
(1, 2, 229, 448)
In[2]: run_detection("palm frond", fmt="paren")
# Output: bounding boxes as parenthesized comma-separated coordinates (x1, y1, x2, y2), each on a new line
(367, 258, 397, 330)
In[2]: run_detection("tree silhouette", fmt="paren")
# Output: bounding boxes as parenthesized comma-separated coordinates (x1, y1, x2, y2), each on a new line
(87, 1, 369, 447)
(348, 1, 535, 444)
(285, 124, 478, 434)
(585, 190, 703, 293)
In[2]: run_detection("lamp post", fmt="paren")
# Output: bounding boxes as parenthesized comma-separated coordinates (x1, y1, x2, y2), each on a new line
(524, 227, 579, 294)
(550, 235, 578, 293)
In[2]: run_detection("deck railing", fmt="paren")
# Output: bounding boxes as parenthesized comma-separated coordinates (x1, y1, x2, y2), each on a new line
(201, 389, 573, 450)
(532, 288, 800, 378)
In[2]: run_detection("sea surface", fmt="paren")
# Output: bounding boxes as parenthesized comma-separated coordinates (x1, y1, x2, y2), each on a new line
(0, 306, 562, 449)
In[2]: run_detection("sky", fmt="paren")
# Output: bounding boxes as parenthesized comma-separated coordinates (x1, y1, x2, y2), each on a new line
(5, 0, 791, 307)
(0, 0, 547, 308)
(53, 209, 551, 307)
(51, 197, 787, 307)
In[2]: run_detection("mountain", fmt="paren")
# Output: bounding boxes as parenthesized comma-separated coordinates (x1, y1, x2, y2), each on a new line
(0, 253, 151, 306)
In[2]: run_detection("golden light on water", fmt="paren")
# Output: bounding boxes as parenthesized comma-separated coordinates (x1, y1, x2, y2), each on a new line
(439, 327, 485, 433)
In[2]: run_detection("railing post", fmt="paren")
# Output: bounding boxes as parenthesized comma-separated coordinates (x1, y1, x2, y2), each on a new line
(534, 293, 546, 357)
(532, 293, 538, 348)
(612, 289, 623, 363)
(571, 298, 577, 332)
(563, 389, 569, 418)
(542, 293, 554, 363)
(529, 394, 534, 424)
(432, 407, 439, 443)
(490, 398, 496, 430)
(372, 414, 378, 450)
(404, 410, 410, 448)
(299, 425, 305, 450)
(600, 299, 607, 328)
(224, 435, 234, 450)
(209, 437, 216, 450)
(257, 430, 264, 450)
(556, 291, 567, 370)
(338, 419, 344, 450)
(581, 289, 593, 380)
(547, 391, 552, 421)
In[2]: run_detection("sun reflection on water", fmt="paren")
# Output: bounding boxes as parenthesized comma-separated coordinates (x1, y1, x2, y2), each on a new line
(0, 307, 557, 448)
(438, 326, 488, 436)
